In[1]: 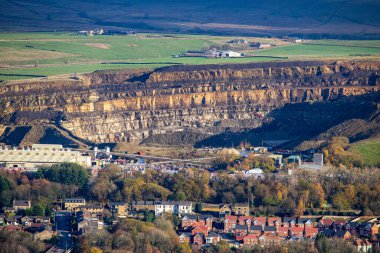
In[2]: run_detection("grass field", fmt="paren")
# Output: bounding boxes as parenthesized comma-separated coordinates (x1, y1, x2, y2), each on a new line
(350, 137, 380, 166)
(0, 32, 380, 81)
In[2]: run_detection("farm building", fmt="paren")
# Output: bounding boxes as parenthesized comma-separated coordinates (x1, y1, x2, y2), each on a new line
(178, 49, 244, 58)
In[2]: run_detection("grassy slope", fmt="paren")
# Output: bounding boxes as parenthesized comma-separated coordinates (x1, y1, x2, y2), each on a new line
(350, 137, 380, 166)
(1, 33, 380, 81)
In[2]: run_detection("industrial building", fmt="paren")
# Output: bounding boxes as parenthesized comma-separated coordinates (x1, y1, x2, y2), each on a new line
(0, 144, 91, 170)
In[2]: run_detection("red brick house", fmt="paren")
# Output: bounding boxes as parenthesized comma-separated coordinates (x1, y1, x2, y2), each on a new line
(258, 234, 281, 245)
(205, 232, 220, 244)
(252, 217, 267, 226)
(199, 215, 213, 231)
(304, 227, 318, 238)
(179, 233, 191, 243)
(263, 226, 276, 235)
(193, 233, 205, 245)
(181, 214, 198, 228)
(243, 234, 259, 246)
(234, 225, 249, 236)
(223, 215, 237, 232)
(267, 217, 282, 227)
(191, 226, 208, 236)
(249, 225, 263, 236)
(289, 226, 304, 237)
(283, 217, 297, 228)
(276, 226, 289, 237)
(297, 218, 314, 228)
(238, 216, 253, 226)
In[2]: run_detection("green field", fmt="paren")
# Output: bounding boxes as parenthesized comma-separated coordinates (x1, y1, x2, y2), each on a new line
(1, 32, 380, 81)
(253, 42, 380, 59)
(350, 137, 380, 166)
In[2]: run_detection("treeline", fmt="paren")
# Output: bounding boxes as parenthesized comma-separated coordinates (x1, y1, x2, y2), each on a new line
(1, 162, 379, 217)
(0, 230, 46, 253)
(322, 137, 363, 168)
(0, 162, 89, 213)
(87, 165, 380, 216)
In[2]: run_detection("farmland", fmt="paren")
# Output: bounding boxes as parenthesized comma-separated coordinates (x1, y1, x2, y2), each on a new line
(0, 32, 380, 81)
(350, 137, 380, 167)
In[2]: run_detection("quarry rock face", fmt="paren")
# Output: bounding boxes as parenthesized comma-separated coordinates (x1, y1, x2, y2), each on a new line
(0, 61, 379, 145)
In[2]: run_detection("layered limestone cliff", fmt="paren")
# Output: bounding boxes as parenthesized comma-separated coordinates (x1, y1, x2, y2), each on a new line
(0, 61, 379, 144)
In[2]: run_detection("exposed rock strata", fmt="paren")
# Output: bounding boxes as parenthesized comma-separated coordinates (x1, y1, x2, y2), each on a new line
(0, 61, 379, 144)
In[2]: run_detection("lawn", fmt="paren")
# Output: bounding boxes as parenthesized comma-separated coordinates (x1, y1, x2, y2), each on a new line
(350, 137, 380, 166)
(1, 32, 380, 81)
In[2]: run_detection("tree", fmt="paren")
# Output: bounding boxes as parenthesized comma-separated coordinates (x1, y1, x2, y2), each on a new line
(195, 202, 203, 213)
(37, 163, 89, 188)
(90, 247, 103, 253)
(32, 204, 45, 216)
(175, 191, 186, 201)
(178, 242, 192, 253)
(144, 209, 154, 223)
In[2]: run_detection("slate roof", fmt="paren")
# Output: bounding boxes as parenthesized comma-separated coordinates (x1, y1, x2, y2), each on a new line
(235, 224, 248, 230)
(250, 225, 263, 231)
(263, 226, 276, 231)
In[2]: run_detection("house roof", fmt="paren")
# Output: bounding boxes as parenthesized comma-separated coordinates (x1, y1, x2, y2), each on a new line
(207, 232, 220, 238)
(253, 217, 267, 223)
(277, 226, 288, 232)
(268, 217, 282, 223)
(283, 217, 297, 223)
(183, 214, 198, 220)
(346, 222, 361, 228)
(224, 215, 237, 222)
(361, 222, 375, 229)
(333, 220, 347, 225)
(192, 225, 208, 233)
(238, 216, 253, 222)
(319, 219, 334, 226)
(194, 233, 205, 240)
(199, 214, 213, 220)
(250, 225, 263, 231)
(263, 226, 276, 231)
(335, 230, 350, 238)
(244, 234, 258, 239)
(235, 225, 248, 230)
(13, 200, 30, 206)
(179, 232, 192, 238)
(298, 218, 314, 224)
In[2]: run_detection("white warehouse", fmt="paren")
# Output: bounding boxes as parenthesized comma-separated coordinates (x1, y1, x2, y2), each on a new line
(0, 144, 91, 170)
